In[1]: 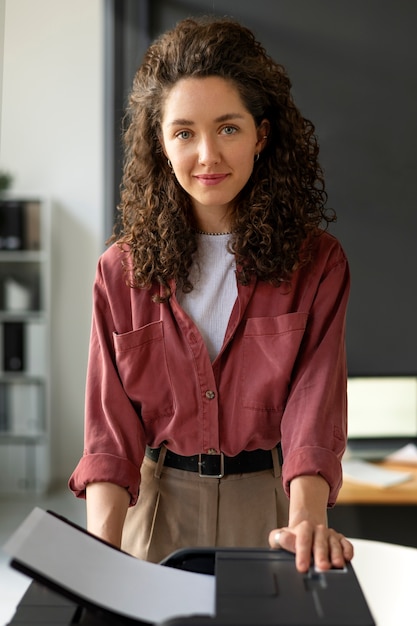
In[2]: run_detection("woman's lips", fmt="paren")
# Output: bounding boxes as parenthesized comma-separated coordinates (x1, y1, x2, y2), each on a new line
(194, 174, 229, 186)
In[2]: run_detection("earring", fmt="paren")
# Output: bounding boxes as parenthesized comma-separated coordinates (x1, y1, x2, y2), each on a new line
(254, 153, 260, 162)
(167, 159, 173, 170)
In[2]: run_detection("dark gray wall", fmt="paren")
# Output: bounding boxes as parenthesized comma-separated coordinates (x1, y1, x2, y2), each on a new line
(113, 1, 417, 376)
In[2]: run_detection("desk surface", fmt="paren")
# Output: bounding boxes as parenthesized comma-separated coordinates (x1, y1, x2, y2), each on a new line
(351, 538, 417, 626)
(338, 461, 417, 504)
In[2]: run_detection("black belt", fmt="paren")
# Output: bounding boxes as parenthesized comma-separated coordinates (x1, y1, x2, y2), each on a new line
(145, 444, 282, 478)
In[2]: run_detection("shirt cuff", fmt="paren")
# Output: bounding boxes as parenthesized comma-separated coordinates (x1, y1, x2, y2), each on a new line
(68, 453, 141, 506)
(282, 446, 342, 507)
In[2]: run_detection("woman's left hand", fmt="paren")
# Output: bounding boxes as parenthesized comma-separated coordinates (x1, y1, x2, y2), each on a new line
(268, 520, 354, 573)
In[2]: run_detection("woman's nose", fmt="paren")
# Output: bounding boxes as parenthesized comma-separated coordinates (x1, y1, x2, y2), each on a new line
(198, 136, 220, 165)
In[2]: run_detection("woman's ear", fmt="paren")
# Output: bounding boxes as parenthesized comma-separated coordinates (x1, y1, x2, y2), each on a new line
(256, 119, 271, 153)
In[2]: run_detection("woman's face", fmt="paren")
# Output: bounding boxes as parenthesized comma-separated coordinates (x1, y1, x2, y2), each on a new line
(160, 76, 268, 230)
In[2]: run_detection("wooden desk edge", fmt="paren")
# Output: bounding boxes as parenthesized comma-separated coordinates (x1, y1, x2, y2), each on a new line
(336, 461, 417, 505)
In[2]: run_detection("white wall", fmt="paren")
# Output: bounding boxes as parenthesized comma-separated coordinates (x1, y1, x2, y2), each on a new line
(0, 0, 5, 132)
(0, 0, 105, 484)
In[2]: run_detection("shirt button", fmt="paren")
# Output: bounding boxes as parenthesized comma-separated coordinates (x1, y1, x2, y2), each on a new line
(205, 390, 216, 400)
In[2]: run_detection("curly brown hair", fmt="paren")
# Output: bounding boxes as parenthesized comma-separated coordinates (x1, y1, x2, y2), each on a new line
(112, 15, 335, 299)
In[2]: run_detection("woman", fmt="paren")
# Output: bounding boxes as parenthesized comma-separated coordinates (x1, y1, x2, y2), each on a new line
(69, 15, 353, 574)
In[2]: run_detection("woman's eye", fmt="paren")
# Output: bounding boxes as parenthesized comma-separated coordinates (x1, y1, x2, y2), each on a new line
(222, 126, 237, 135)
(176, 130, 192, 140)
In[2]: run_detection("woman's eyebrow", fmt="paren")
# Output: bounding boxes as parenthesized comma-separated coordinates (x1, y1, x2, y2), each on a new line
(168, 113, 245, 127)
(214, 113, 245, 123)
(169, 118, 194, 127)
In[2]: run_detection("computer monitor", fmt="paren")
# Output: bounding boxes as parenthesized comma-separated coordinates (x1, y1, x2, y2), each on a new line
(348, 376, 417, 438)
(346, 376, 417, 459)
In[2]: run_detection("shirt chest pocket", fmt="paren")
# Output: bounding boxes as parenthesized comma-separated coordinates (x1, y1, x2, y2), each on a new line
(113, 321, 174, 421)
(240, 312, 309, 412)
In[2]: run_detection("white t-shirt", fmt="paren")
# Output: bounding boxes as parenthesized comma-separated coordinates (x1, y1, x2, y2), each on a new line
(177, 234, 237, 361)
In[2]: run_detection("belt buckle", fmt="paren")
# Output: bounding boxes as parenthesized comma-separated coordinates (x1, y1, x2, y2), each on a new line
(198, 452, 224, 478)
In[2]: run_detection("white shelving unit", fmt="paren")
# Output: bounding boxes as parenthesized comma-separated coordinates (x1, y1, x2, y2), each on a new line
(0, 196, 51, 493)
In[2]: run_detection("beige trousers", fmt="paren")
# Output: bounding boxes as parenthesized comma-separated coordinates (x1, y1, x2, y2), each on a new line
(121, 447, 289, 563)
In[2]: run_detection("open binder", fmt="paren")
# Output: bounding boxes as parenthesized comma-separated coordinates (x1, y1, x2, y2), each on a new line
(4, 508, 375, 625)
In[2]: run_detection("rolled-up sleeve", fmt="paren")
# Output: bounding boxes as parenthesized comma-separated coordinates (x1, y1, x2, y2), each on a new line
(68, 255, 147, 505)
(280, 241, 350, 506)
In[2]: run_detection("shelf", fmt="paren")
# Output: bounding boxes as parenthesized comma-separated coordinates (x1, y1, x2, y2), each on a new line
(0, 373, 45, 383)
(0, 310, 45, 320)
(0, 251, 46, 262)
(0, 197, 51, 493)
(0, 432, 47, 444)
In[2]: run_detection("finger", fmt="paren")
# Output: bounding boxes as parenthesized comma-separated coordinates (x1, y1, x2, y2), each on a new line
(294, 521, 314, 573)
(315, 530, 354, 571)
(268, 528, 285, 549)
(268, 528, 295, 553)
(332, 534, 354, 566)
(312, 524, 334, 571)
(341, 536, 354, 561)
(268, 528, 280, 549)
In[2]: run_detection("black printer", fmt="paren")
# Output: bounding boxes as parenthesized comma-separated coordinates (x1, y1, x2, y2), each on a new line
(8, 547, 375, 626)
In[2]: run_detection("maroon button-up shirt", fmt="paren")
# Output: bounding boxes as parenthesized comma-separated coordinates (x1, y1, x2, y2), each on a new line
(69, 230, 350, 507)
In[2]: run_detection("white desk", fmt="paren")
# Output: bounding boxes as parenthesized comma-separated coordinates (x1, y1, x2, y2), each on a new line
(351, 538, 417, 626)
(0, 559, 30, 626)
(1, 539, 417, 625)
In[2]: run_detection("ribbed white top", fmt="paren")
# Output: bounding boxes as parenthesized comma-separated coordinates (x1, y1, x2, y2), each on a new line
(177, 234, 237, 361)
